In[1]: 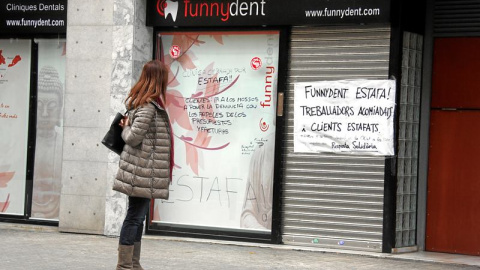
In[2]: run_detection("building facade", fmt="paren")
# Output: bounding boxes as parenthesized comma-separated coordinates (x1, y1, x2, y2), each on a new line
(0, 0, 478, 257)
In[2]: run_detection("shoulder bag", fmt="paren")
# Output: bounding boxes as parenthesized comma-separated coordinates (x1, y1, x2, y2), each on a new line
(101, 111, 127, 155)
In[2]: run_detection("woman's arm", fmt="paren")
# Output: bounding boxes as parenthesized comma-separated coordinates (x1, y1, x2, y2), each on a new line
(121, 104, 155, 147)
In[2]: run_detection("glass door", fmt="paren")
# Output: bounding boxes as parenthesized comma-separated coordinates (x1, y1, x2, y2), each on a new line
(152, 30, 280, 236)
(31, 39, 66, 221)
(0, 38, 65, 223)
(0, 39, 32, 216)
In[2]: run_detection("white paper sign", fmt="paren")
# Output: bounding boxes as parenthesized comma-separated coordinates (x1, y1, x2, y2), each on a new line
(294, 80, 396, 156)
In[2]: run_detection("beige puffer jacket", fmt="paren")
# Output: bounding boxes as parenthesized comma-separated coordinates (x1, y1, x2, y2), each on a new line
(113, 102, 170, 199)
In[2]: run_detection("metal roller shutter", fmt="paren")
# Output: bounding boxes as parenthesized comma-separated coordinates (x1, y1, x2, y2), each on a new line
(434, 0, 480, 36)
(282, 25, 391, 252)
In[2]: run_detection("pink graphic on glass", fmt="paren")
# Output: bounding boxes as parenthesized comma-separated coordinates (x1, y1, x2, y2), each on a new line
(162, 34, 238, 175)
(0, 168, 14, 213)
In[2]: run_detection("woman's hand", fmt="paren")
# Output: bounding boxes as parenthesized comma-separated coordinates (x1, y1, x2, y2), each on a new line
(119, 116, 130, 129)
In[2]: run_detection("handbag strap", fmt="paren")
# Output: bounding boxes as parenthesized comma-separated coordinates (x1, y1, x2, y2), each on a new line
(149, 105, 157, 194)
(150, 101, 170, 134)
(150, 101, 164, 111)
(150, 101, 173, 183)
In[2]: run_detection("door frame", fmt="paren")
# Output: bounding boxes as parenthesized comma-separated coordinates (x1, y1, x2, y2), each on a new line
(416, 0, 434, 252)
(146, 26, 290, 244)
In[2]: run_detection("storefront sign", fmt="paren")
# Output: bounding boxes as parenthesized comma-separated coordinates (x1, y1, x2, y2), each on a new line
(294, 80, 396, 156)
(0, 0, 67, 34)
(147, 0, 390, 27)
(154, 31, 279, 232)
(0, 39, 32, 215)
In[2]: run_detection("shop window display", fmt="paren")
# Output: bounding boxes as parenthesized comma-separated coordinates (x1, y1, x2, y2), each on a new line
(0, 39, 32, 216)
(31, 39, 66, 220)
(153, 31, 280, 233)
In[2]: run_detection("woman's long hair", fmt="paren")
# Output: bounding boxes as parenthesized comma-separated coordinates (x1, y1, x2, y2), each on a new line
(125, 60, 168, 110)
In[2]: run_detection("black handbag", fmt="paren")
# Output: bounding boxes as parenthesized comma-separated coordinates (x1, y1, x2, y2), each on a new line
(101, 112, 126, 155)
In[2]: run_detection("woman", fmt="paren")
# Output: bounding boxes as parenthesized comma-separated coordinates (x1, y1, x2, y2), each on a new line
(114, 60, 172, 270)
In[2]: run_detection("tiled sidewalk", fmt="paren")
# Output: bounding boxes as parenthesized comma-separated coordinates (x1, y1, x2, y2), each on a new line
(0, 224, 478, 270)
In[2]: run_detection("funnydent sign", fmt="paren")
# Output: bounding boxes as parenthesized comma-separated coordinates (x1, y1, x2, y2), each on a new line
(147, 0, 390, 27)
(0, 0, 67, 34)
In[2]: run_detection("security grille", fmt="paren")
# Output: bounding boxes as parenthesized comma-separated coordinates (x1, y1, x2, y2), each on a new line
(434, 0, 480, 36)
(282, 25, 391, 252)
(395, 32, 423, 248)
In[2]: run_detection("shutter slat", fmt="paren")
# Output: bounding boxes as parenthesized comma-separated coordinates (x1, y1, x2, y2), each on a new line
(281, 25, 390, 252)
(434, 0, 480, 36)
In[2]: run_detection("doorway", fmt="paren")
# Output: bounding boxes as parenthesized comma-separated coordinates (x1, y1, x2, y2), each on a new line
(426, 37, 480, 256)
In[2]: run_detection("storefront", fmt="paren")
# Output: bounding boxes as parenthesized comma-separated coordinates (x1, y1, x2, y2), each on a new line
(6, 0, 478, 258)
(0, 0, 67, 224)
(143, 0, 425, 253)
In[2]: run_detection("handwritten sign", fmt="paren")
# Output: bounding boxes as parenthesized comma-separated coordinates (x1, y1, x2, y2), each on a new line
(294, 80, 396, 156)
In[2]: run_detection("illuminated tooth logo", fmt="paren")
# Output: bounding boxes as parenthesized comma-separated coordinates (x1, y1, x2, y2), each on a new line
(259, 118, 269, 132)
(157, 0, 179, 22)
(157, 0, 167, 15)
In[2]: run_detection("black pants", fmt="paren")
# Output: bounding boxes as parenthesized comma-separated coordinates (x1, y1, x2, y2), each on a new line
(119, 196, 151, 245)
